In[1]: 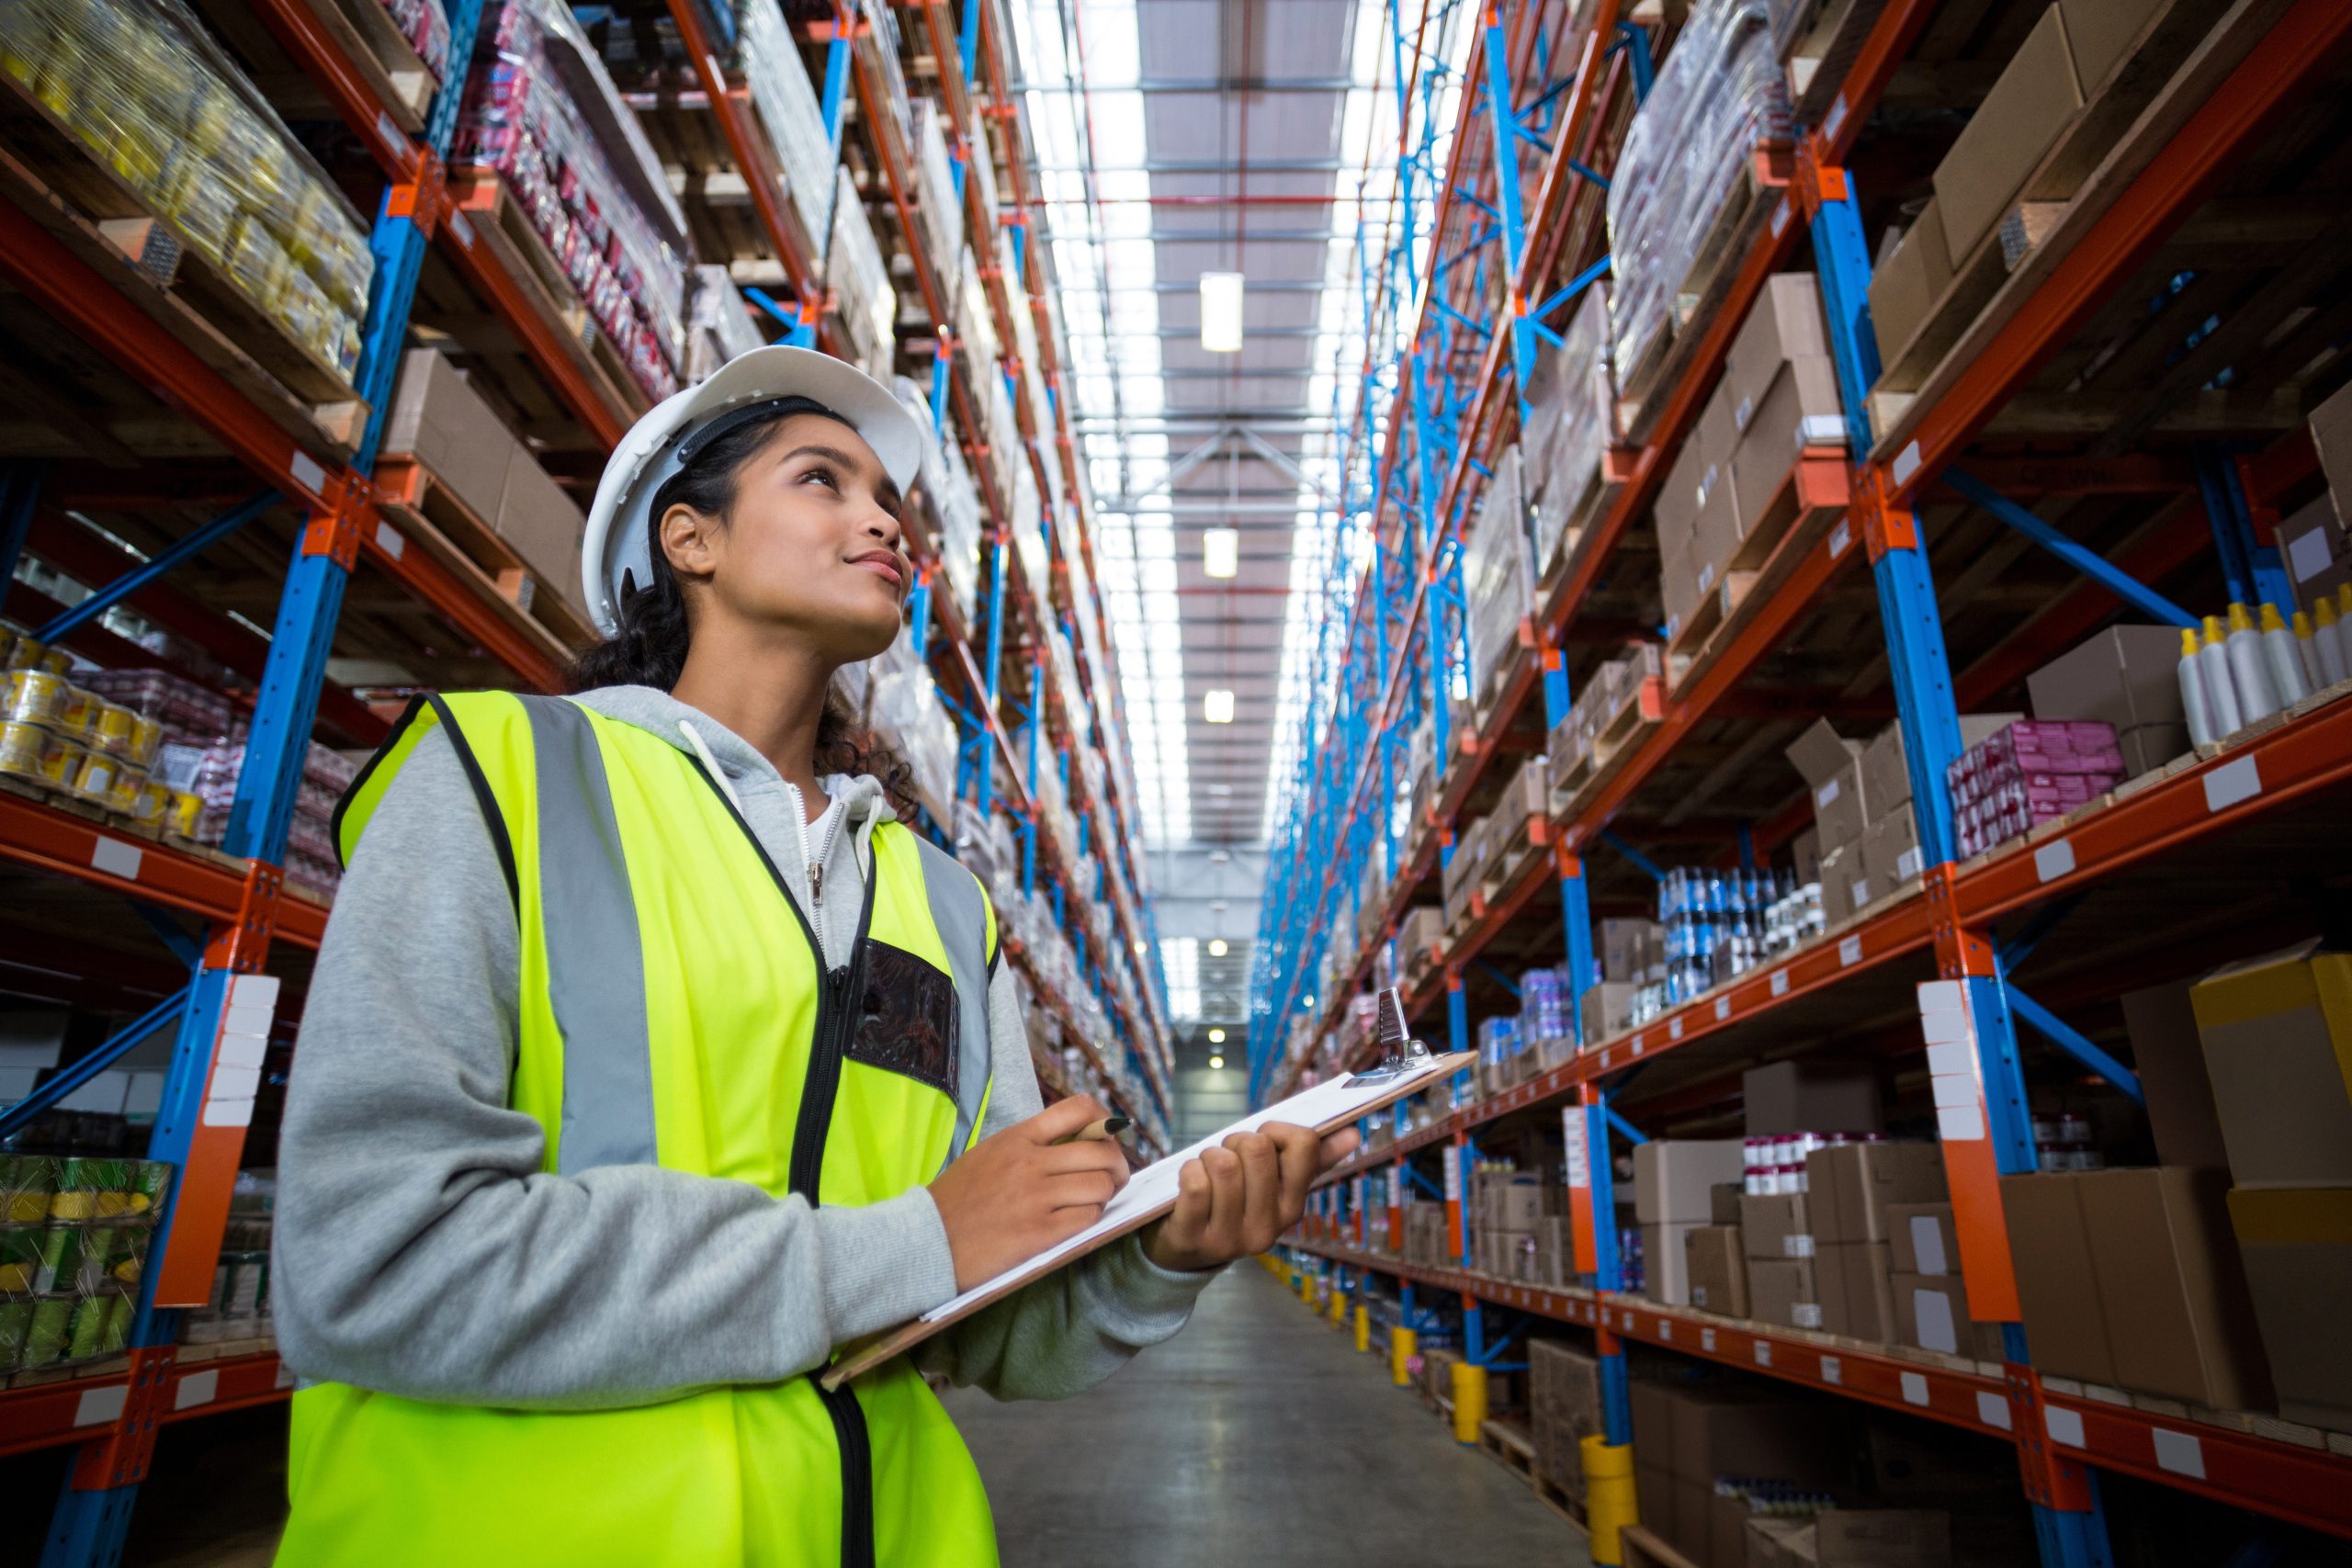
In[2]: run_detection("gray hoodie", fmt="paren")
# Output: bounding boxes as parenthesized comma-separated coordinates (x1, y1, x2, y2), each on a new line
(270, 683, 1211, 1411)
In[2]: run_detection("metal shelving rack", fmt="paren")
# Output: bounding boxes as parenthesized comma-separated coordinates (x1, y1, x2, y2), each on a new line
(0, 0, 1171, 1551)
(1248, 0, 2352, 1557)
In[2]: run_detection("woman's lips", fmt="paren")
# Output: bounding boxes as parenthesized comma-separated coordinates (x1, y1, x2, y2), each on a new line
(850, 553, 905, 589)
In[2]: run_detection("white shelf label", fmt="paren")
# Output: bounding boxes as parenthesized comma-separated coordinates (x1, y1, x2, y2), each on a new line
(2204, 755, 2261, 813)
(2045, 1406, 2086, 1449)
(288, 451, 328, 497)
(1824, 96, 1849, 141)
(1562, 1108, 1591, 1189)
(1770, 201, 1791, 238)
(2033, 839, 2075, 883)
(448, 210, 474, 247)
(1442, 1145, 1460, 1201)
(1668, 1017, 1682, 1040)
(1893, 441, 1923, 488)
(1754, 1342, 1771, 1367)
(2152, 1428, 2205, 1479)
(74, 1384, 128, 1427)
(1770, 969, 1789, 998)
(1658, 1320, 1671, 1341)
(1713, 998, 1731, 1021)
(376, 111, 401, 156)
(1838, 935, 1862, 966)
(1935, 1101, 1986, 1143)
(375, 522, 406, 559)
(1819, 1356, 1841, 1385)
(90, 837, 142, 881)
(1702, 1328, 1716, 1351)
(1976, 1391, 2013, 1430)
(1900, 1371, 1930, 1407)
(175, 1369, 220, 1411)
(1830, 520, 1851, 558)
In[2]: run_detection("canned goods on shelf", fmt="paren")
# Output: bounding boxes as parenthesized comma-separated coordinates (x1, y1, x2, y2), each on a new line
(66, 745, 119, 804)
(126, 711, 163, 768)
(104, 763, 147, 815)
(54, 683, 94, 739)
(87, 700, 137, 758)
(2, 668, 69, 728)
(166, 788, 202, 838)
(4, 636, 70, 675)
(130, 777, 171, 825)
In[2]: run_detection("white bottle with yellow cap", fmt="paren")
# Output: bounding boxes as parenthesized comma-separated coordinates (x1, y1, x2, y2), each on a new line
(2258, 602, 2310, 706)
(2313, 594, 2349, 687)
(2199, 615, 2245, 737)
(2225, 603, 2280, 722)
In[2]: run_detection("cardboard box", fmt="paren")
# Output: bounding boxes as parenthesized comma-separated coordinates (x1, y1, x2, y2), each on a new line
(1932, 6, 2086, 262)
(2121, 980, 2231, 1171)
(1792, 827, 1822, 888)
(1783, 720, 1868, 851)
(1815, 1510, 1952, 1567)
(1727, 355, 1844, 531)
(1749, 1258, 1822, 1330)
(2059, 0, 2175, 91)
(1711, 1183, 1747, 1225)
(2314, 379, 2352, 529)
(1637, 1464, 1678, 1552)
(1818, 840, 1864, 926)
(1692, 475, 1742, 599)
(383, 350, 518, 525)
(1746, 1516, 1817, 1568)
(1672, 1479, 1716, 1562)
(1583, 981, 1639, 1043)
(1663, 538, 1702, 643)
(1602, 918, 1659, 985)
(1636, 1140, 1747, 1224)
(2279, 494, 2348, 614)
(1869, 200, 1954, 367)
(1686, 1225, 1750, 1317)
(2118, 722, 2190, 778)
(1894, 1273, 2005, 1360)
(1669, 1385, 1843, 1487)
(1999, 1172, 2116, 1383)
(1818, 1240, 1896, 1343)
(1740, 1192, 1815, 1260)
(1644, 1221, 1703, 1305)
(1863, 803, 1923, 895)
(1725, 274, 1833, 433)
(2080, 1167, 2272, 1408)
(1658, 434, 1710, 550)
(1744, 1060, 1882, 1137)
(1862, 714, 2023, 814)
(496, 443, 588, 613)
(2191, 941, 2352, 1189)
(2226, 1186, 2352, 1429)
(1697, 384, 1741, 490)
(2026, 624, 2188, 734)
(1887, 1202, 1957, 1276)
(1491, 1176, 1548, 1231)
(1808, 1142, 1948, 1245)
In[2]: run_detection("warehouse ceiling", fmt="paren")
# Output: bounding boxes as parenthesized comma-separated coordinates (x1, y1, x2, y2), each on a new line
(1011, 0, 1419, 867)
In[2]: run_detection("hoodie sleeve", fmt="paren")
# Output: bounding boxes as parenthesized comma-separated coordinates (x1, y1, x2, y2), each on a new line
(271, 728, 959, 1409)
(912, 962, 1216, 1398)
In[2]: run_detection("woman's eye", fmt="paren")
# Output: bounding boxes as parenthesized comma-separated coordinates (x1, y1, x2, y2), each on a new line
(803, 468, 840, 491)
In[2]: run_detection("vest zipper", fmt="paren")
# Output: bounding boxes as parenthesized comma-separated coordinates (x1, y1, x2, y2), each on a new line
(681, 753, 882, 1565)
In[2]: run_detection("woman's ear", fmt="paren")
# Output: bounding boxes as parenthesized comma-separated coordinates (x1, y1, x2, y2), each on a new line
(658, 502, 720, 582)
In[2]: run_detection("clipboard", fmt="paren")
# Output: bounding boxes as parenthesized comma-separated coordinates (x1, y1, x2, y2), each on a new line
(823, 987, 1465, 1388)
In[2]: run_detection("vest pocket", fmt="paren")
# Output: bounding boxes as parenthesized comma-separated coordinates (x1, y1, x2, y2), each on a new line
(845, 941, 957, 1100)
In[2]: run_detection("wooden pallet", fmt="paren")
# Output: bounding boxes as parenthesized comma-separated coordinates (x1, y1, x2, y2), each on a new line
(8, 1352, 132, 1390)
(372, 457, 594, 658)
(1868, 0, 2259, 449)
(1622, 1524, 1703, 1568)
(447, 168, 653, 426)
(1786, 0, 1893, 126)
(1665, 451, 1851, 695)
(1617, 146, 1792, 437)
(0, 103, 365, 462)
(1547, 676, 1667, 821)
(1476, 827, 1550, 909)
(1533, 446, 1636, 596)
(191, 0, 436, 137)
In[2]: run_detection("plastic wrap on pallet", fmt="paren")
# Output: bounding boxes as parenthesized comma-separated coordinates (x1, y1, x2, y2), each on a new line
(1048, 626, 1091, 744)
(734, 0, 836, 247)
(1463, 443, 1534, 705)
(984, 368, 1022, 501)
(1526, 283, 1616, 573)
(376, 0, 451, 81)
(958, 245, 1001, 371)
(893, 375, 983, 624)
(909, 98, 966, 283)
(1604, 0, 1790, 390)
(857, 0, 911, 152)
(829, 167, 896, 383)
(457, 0, 692, 400)
(866, 648, 957, 826)
(684, 265, 765, 383)
(0, 0, 377, 378)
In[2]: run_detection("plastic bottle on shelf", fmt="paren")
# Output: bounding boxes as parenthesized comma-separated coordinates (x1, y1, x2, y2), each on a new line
(2224, 604, 2280, 722)
(2177, 626, 2218, 747)
(2315, 595, 2350, 688)
(2291, 609, 2325, 691)
(2198, 615, 2245, 738)
(2257, 602, 2310, 706)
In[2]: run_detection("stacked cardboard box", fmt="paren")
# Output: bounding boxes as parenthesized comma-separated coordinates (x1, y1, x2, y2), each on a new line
(1857, 713, 2021, 899)
(1786, 713, 2018, 924)
(1747, 1510, 1956, 1568)
(1947, 719, 2124, 859)
(1549, 644, 1665, 787)
(1524, 285, 1619, 577)
(2305, 379, 2352, 603)
(2025, 625, 2192, 778)
(1807, 1141, 1951, 1347)
(1636, 1141, 1745, 1306)
(1630, 1378, 1847, 1568)
(1529, 1339, 1603, 1498)
(1441, 814, 1492, 930)
(1463, 444, 1535, 715)
(2191, 942, 2350, 1427)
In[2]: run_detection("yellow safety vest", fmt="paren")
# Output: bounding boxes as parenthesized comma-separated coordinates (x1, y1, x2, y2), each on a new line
(280, 691, 1001, 1567)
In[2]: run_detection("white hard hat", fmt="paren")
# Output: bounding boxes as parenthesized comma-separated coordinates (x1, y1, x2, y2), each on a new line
(581, 345, 927, 636)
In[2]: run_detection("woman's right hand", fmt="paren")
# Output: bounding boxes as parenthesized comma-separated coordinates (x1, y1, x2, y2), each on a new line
(928, 1096, 1132, 1292)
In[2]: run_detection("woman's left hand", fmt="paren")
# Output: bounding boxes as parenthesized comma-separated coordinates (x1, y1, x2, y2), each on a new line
(1141, 1122, 1362, 1272)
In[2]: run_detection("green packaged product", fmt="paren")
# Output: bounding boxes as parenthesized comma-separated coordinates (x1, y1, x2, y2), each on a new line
(127, 1160, 171, 1221)
(0, 1297, 30, 1371)
(0, 1224, 43, 1293)
(50, 1159, 124, 1221)
(102, 1227, 149, 1287)
(24, 1295, 72, 1367)
(1, 1154, 58, 1224)
(66, 1292, 111, 1360)
(101, 1292, 132, 1356)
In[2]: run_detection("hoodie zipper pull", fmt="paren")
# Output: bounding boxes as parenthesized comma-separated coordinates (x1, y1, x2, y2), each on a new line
(809, 860, 823, 906)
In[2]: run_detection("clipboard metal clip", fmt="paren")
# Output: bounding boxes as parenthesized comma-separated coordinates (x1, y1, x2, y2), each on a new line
(1345, 986, 1430, 1086)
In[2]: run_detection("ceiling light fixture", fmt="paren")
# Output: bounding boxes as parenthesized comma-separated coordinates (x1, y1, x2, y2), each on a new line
(1199, 271, 1244, 353)
(1208, 938, 1228, 957)
(1204, 689, 1235, 724)
(1209, 1055, 1226, 1070)
(1203, 526, 1239, 578)
(1208, 1027, 1226, 1043)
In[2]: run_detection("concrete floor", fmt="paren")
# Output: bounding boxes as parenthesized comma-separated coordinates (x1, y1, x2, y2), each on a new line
(63, 1258, 1578, 1566)
(944, 1262, 1589, 1568)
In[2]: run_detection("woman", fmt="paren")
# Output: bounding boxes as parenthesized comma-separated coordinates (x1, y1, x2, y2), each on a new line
(273, 347, 1357, 1566)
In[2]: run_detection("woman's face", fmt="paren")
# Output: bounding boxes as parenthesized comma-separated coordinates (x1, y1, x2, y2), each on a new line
(661, 412, 909, 661)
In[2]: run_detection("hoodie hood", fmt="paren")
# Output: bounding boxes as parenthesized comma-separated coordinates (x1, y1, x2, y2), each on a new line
(567, 683, 894, 827)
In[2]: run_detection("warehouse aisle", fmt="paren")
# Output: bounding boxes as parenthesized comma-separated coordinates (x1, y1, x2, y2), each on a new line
(944, 1262, 1585, 1568)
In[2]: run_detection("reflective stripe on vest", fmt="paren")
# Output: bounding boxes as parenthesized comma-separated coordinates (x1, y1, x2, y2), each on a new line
(290, 692, 1005, 1568)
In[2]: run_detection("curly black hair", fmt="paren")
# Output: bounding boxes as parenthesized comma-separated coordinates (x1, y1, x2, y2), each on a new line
(567, 398, 919, 818)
